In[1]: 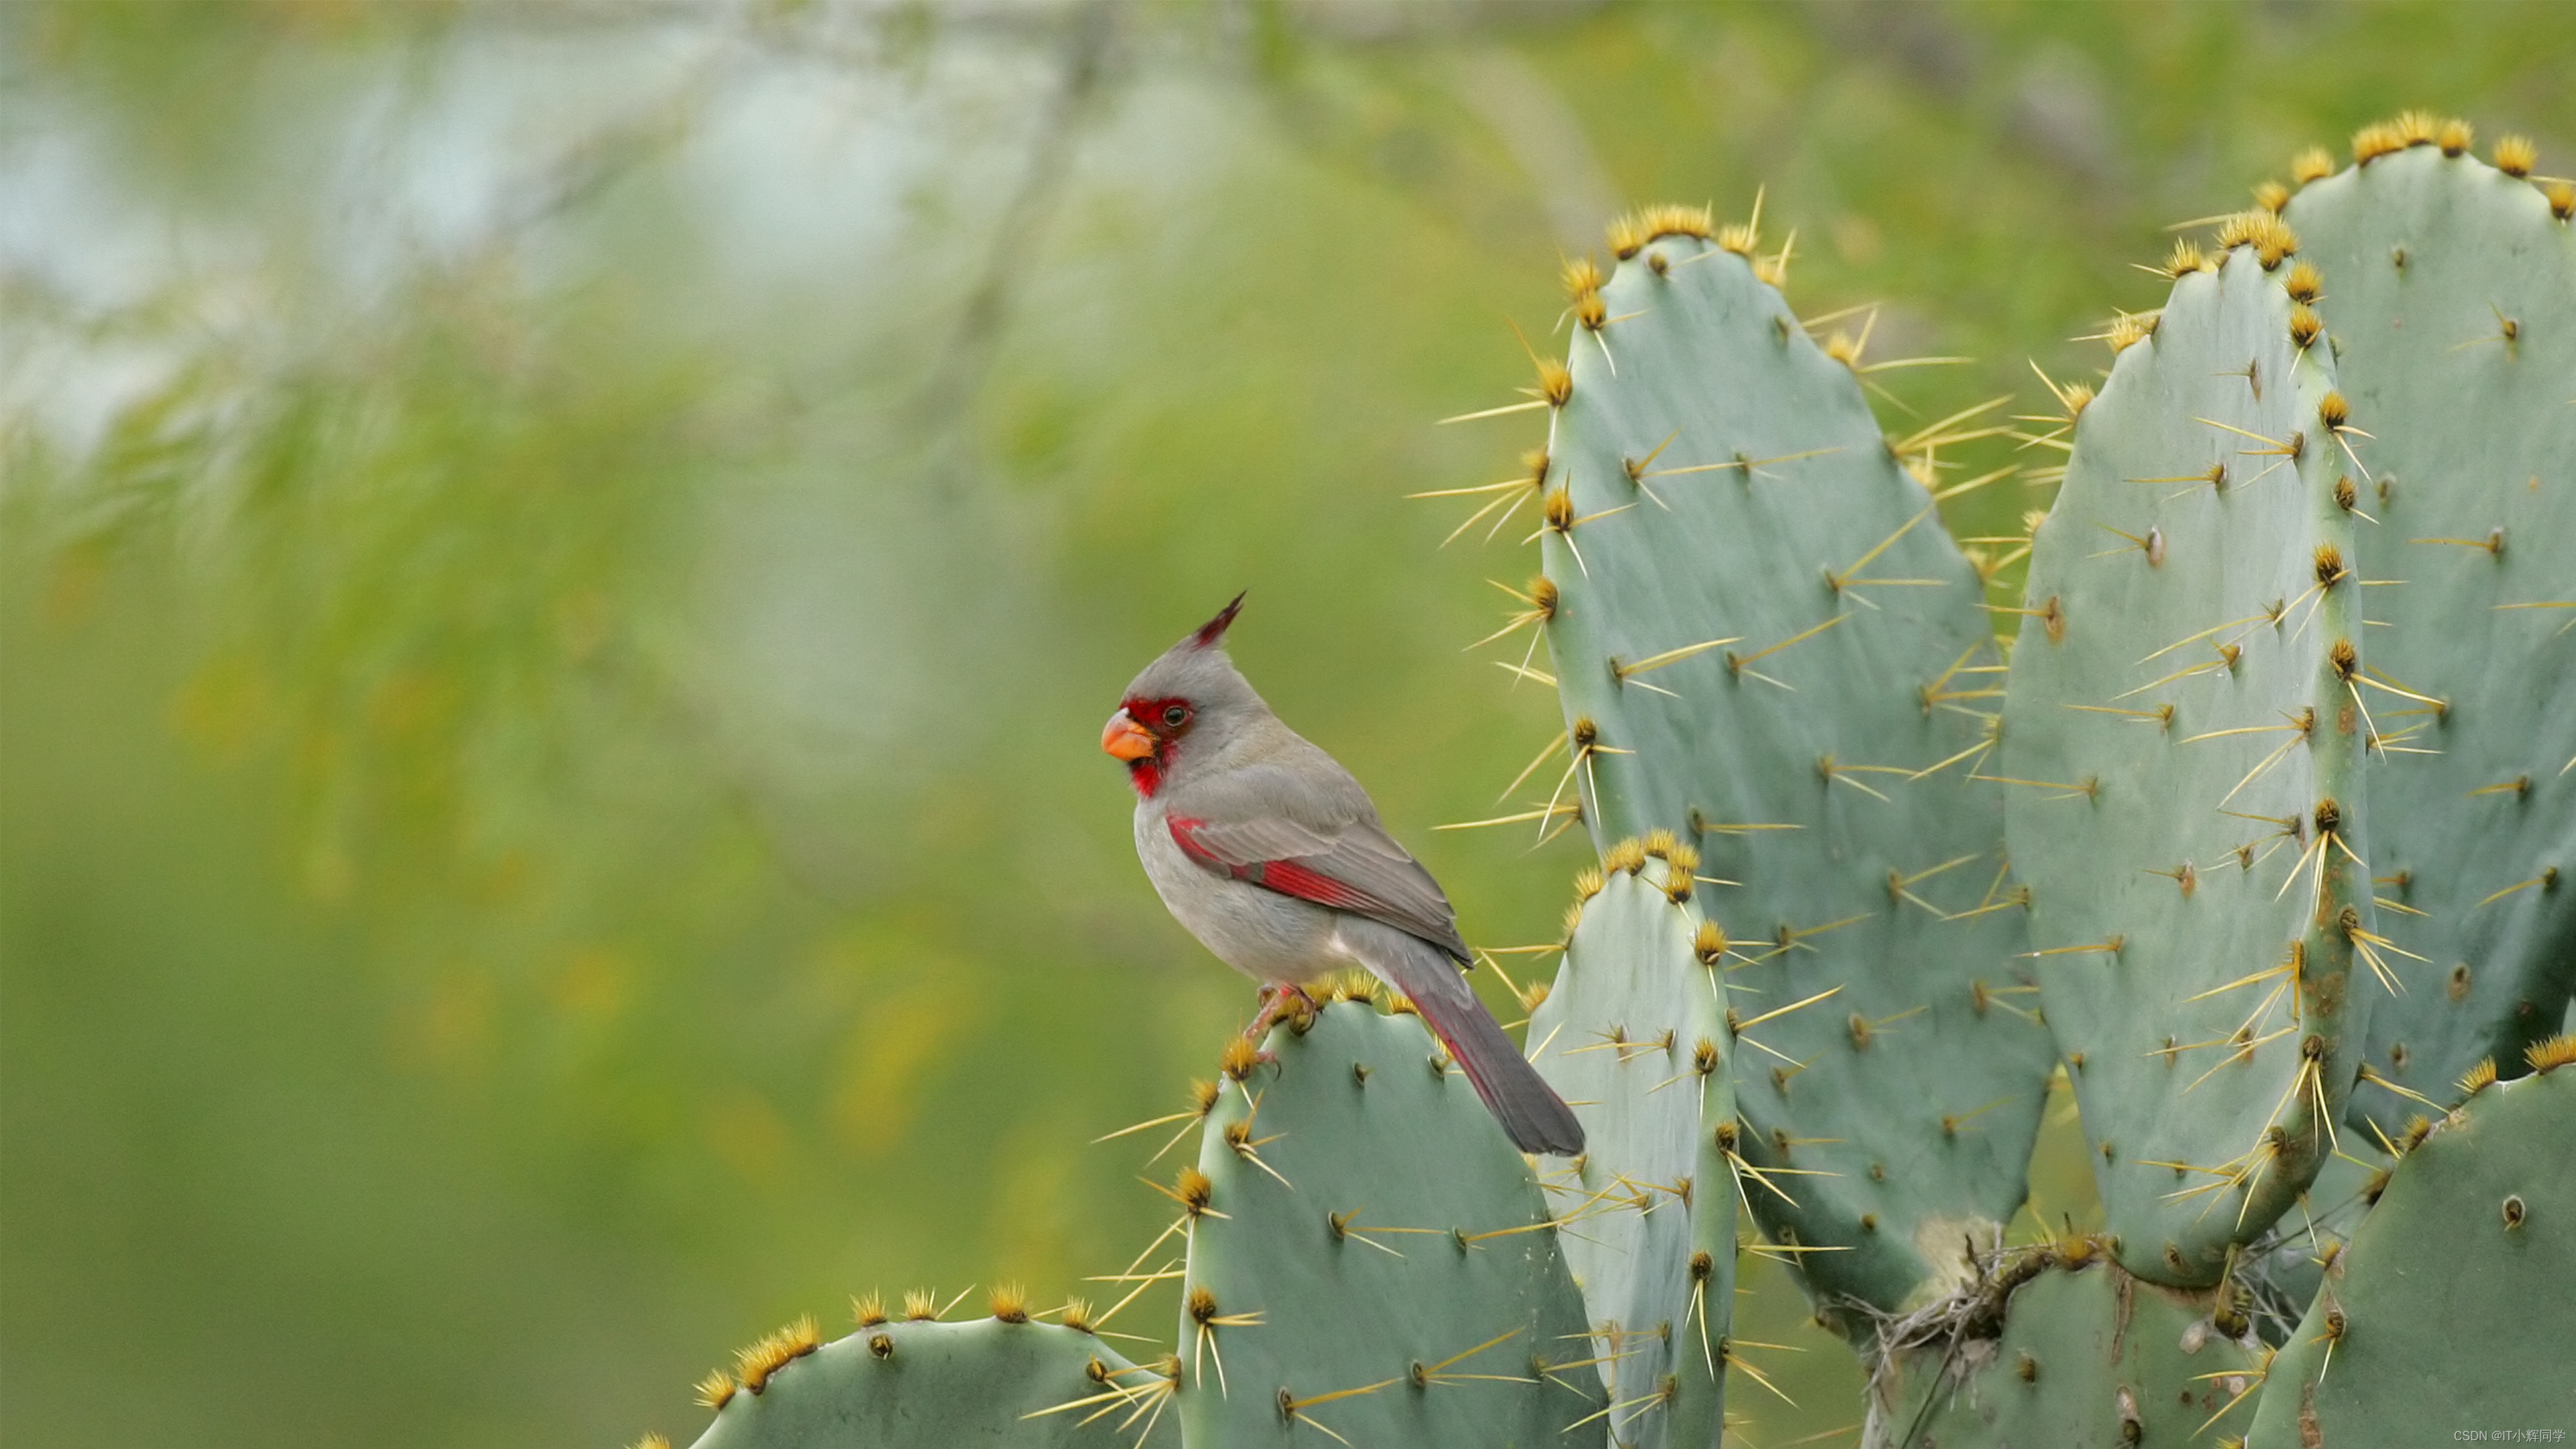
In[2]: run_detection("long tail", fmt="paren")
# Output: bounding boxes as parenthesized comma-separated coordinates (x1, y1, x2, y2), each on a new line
(1354, 925, 1585, 1156)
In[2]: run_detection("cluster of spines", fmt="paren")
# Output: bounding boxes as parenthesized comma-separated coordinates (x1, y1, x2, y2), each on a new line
(687, 1281, 1099, 1418)
(692, 1314, 822, 1409)
(1607, 203, 1713, 260)
(2269, 114, 2575, 221)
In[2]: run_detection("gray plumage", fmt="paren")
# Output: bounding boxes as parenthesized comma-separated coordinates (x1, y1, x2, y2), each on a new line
(1109, 601, 1584, 1156)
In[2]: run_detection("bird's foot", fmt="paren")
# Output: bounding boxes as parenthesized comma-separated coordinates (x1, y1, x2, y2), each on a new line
(1242, 983, 1321, 1040)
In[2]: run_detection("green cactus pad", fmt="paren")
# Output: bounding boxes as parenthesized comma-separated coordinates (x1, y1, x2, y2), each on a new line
(1523, 849, 1735, 1446)
(1174, 1001, 1602, 1449)
(688, 1318, 1173, 1449)
(1866, 1254, 2263, 1449)
(2000, 241, 2373, 1287)
(1534, 222, 2055, 1322)
(2247, 1053, 2576, 1446)
(2280, 142, 2576, 1138)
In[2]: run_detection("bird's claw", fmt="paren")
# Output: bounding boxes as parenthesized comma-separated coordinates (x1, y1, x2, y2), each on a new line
(1244, 983, 1322, 1039)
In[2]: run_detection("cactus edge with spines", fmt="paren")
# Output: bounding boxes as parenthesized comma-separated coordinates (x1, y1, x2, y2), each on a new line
(686, 1310, 1178, 1449)
(1523, 843, 1737, 1447)
(2245, 1038, 2576, 1446)
(1174, 996, 1603, 1449)
(1998, 230, 2373, 1288)
(1512, 203, 2058, 1332)
(2275, 133, 2576, 1140)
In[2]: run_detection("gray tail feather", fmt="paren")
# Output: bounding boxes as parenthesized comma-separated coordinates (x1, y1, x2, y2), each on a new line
(1367, 932, 1585, 1156)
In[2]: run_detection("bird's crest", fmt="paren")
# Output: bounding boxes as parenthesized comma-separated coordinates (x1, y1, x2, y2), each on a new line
(1189, 592, 1247, 650)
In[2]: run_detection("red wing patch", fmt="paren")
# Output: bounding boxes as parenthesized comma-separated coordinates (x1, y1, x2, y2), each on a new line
(1167, 818, 1376, 913)
(1254, 858, 1375, 912)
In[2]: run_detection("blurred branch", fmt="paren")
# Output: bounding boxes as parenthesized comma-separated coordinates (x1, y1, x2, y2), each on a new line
(487, 40, 740, 237)
(911, 0, 1119, 453)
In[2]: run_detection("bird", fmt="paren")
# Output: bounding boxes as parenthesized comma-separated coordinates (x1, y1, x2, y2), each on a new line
(1099, 593, 1585, 1156)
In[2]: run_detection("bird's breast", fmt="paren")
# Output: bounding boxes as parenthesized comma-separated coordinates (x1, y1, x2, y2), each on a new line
(1133, 805, 1343, 985)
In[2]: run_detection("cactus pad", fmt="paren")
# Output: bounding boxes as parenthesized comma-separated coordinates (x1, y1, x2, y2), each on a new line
(1174, 1001, 1602, 1448)
(2281, 141, 2576, 1136)
(2246, 1050, 2576, 1446)
(687, 1318, 1174, 1449)
(2001, 242, 2373, 1286)
(1523, 847, 1735, 1446)
(1530, 218, 2054, 1321)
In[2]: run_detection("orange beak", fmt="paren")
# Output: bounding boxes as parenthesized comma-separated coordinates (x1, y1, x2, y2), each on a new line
(1102, 708, 1157, 761)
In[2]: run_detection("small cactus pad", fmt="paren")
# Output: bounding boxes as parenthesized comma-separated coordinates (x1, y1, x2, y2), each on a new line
(1866, 1254, 2263, 1449)
(2001, 243, 2373, 1286)
(1532, 219, 2053, 1319)
(688, 1318, 1173, 1449)
(1175, 1002, 1602, 1448)
(2282, 140, 2576, 1136)
(1524, 851, 1735, 1446)
(2246, 1053, 2576, 1446)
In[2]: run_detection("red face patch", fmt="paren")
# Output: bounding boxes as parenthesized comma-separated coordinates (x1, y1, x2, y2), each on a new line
(1119, 696, 1194, 798)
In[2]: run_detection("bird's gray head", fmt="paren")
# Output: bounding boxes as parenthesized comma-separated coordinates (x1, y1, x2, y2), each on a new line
(1100, 592, 1265, 798)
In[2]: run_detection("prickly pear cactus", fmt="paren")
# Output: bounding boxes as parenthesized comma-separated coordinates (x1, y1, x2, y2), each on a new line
(1523, 842, 1736, 1446)
(687, 1313, 1175, 1449)
(2000, 235, 2374, 1287)
(1866, 1248, 2263, 1449)
(1521, 209, 2054, 1324)
(2246, 1042, 2576, 1446)
(1174, 999, 1602, 1448)
(2279, 135, 2576, 1137)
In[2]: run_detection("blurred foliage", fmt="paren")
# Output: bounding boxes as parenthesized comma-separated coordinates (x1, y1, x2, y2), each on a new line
(3, 3, 2569, 1446)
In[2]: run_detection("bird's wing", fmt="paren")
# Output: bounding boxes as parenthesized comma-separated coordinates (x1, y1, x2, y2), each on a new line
(1162, 763, 1470, 961)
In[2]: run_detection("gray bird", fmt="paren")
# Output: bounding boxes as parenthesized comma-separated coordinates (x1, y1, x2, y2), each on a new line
(1100, 594, 1585, 1156)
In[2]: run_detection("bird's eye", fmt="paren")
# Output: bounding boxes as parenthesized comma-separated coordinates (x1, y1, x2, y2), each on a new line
(1161, 704, 1189, 728)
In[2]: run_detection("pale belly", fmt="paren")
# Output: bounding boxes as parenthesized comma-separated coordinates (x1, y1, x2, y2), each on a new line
(1134, 806, 1347, 986)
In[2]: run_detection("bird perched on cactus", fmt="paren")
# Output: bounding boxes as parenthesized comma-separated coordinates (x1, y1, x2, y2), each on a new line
(1101, 594, 1585, 1155)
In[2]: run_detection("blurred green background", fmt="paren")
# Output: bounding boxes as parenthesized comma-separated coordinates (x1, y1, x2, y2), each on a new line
(3, 3, 2568, 1446)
